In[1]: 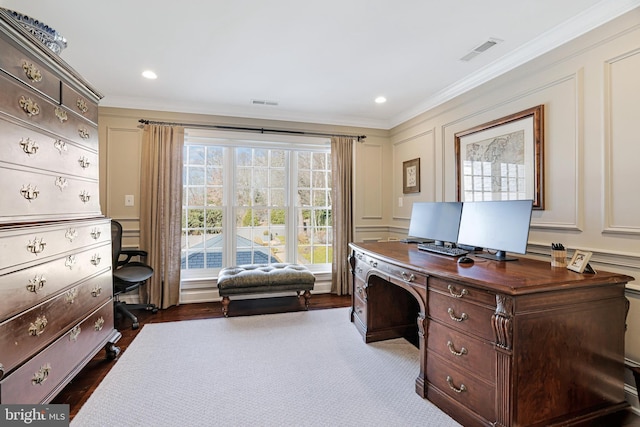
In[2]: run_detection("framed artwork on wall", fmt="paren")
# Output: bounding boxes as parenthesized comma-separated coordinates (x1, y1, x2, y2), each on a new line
(403, 158, 420, 194)
(454, 105, 545, 209)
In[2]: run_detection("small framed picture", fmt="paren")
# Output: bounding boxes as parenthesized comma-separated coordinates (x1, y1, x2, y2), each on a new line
(567, 250, 593, 273)
(403, 158, 420, 194)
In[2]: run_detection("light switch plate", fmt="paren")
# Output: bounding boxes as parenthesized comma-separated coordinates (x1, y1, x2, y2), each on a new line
(125, 195, 134, 206)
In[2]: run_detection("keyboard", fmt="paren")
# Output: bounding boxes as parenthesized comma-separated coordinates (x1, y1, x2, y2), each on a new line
(417, 243, 469, 257)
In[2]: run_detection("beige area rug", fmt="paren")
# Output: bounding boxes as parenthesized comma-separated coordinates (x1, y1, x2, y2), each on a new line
(71, 308, 460, 427)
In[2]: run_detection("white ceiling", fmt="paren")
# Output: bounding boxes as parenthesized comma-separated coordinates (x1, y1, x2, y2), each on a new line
(1, 1, 638, 129)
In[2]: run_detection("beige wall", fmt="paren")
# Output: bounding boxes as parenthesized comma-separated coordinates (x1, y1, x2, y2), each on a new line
(98, 107, 389, 300)
(100, 7, 640, 404)
(372, 8, 640, 404)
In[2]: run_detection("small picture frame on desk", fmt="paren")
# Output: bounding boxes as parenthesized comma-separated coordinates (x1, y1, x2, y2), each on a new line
(567, 250, 595, 274)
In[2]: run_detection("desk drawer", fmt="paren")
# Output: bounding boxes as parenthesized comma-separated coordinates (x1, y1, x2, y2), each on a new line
(387, 263, 427, 287)
(427, 352, 495, 422)
(427, 320, 495, 383)
(428, 289, 495, 341)
(353, 288, 367, 326)
(429, 277, 496, 307)
(0, 300, 114, 404)
(353, 258, 371, 282)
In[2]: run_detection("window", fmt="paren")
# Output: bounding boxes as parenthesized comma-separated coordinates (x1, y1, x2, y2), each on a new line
(462, 159, 526, 201)
(181, 130, 331, 278)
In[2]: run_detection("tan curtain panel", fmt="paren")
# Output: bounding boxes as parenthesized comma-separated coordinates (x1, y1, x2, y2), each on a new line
(330, 136, 354, 295)
(139, 124, 184, 309)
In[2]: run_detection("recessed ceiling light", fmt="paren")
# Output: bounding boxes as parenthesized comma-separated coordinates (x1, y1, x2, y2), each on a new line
(142, 70, 157, 79)
(375, 96, 387, 104)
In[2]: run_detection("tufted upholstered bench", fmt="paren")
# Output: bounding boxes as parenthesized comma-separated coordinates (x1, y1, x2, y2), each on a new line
(217, 263, 316, 317)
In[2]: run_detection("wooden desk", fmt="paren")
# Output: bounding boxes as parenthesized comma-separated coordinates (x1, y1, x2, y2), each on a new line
(349, 242, 633, 427)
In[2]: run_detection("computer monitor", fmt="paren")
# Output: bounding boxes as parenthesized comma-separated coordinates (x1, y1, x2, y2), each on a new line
(408, 202, 463, 246)
(456, 199, 533, 261)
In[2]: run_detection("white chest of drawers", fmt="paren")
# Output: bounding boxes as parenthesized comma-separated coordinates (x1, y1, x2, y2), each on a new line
(0, 10, 120, 404)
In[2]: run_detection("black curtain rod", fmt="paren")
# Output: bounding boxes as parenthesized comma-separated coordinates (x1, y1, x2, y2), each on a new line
(138, 119, 366, 142)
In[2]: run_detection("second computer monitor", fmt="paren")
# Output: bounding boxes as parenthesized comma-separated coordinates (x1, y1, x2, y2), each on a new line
(408, 202, 463, 246)
(457, 199, 533, 261)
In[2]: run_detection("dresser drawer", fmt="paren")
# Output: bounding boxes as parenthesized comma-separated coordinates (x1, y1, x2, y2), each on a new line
(0, 243, 111, 322)
(0, 163, 100, 223)
(0, 271, 112, 375)
(427, 320, 495, 383)
(0, 71, 98, 148)
(0, 300, 114, 404)
(428, 289, 495, 341)
(0, 115, 98, 179)
(61, 83, 98, 124)
(427, 352, 495, 422)
(0, 220, 109, 272)
(0, 36, 61, 102)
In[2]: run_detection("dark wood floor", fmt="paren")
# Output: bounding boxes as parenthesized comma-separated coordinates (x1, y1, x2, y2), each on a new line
(52, 293, 640, 426)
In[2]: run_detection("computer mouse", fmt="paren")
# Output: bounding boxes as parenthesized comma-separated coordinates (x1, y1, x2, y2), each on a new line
(457, 256, 474, 264)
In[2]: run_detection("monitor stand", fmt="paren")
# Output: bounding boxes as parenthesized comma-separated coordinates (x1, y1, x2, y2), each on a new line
(476, 250, 519, 262)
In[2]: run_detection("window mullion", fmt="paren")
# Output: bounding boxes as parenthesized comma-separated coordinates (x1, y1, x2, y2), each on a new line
(224, 147, 235, 267)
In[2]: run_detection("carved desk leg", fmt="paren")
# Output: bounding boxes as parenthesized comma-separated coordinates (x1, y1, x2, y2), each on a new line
(492, 294, 514, 427)
(415, 313, 428, 398)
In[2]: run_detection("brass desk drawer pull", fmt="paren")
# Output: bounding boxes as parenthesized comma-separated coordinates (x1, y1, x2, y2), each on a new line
(447, 284, 467, 298)
(447, 340, 468, 356)
(447, 308, 468, 322)
(401, 272, 415, 282)
(446, 376, 467, 393)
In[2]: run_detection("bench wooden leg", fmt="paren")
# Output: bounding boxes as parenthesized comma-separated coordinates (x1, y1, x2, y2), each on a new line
(302, 290, 311, 310)
(221, 296, 230, 317)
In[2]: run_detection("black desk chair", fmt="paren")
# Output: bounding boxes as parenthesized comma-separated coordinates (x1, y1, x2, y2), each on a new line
(111, 220, 157, 329)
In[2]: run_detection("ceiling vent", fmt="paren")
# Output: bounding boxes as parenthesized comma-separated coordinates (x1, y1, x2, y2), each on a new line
(460, 38, 502, 61)
(251, 99, 279, 106)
